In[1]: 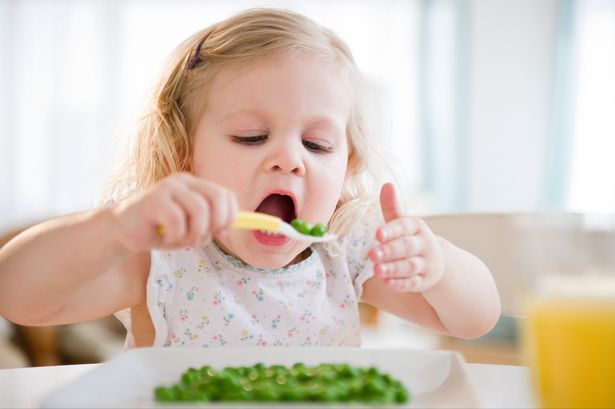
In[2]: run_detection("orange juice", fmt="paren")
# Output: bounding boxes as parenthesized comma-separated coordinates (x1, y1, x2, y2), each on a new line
(524, 295, 615, 408)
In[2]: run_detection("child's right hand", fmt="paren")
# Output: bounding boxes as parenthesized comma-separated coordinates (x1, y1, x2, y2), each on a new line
(111, 173, 238, 253)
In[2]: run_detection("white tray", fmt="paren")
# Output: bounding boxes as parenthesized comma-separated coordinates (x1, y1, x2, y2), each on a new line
(41, 347, 480, 408)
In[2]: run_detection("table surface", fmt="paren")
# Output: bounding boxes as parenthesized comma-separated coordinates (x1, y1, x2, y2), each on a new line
(0, 360, 536, 408)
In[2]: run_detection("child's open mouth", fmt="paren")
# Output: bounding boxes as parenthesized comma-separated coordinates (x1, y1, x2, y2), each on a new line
(255, 194, 296, 223)
(253, 194, 296, 245)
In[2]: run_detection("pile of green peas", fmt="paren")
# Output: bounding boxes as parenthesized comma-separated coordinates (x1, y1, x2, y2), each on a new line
(290, 219, 328, 237)
(154, 362, 409, 404)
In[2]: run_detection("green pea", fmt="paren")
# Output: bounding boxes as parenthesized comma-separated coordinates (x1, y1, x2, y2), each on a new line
(320, 370, 337, 382)
(382, 373, 394, 384)
(321, 386, 340, 402)
(193, 390, 211, 402)
(311, 223, 328, 236)
(331, 381, 350, 400)
(223, 366, 239, 376)
(216, 371, 242, 389)
(364, 378, 386, 395)
(220, 389, 249, 401)
(173, 384, 194, 401)
(290, 218, 312, 235)
(282, 387, 306, 401)
(304, 383, 324, 401)
(395, 386, 410, 403)
(292, 366, 308, 380)
(254, 386, 280, 401)
(246, 368, 259, 381)
(154, 386, 175, 401)
(181, 369, 201, 385)
(200, 365, 215, 377)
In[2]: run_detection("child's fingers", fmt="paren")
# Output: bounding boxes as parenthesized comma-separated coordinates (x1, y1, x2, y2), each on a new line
(369, 234, 425, 263)
(215, 191, 239, 242)
(171, 186, 211, 246)
(206, 187, 237, 232)
(155, 201, 188, 246)
(185, 176, 238, 231)
(384, 275, 423, 292)
(374, 256, 425, 279)
(133, 173, 239, 249)
(376, 217, 422, 243)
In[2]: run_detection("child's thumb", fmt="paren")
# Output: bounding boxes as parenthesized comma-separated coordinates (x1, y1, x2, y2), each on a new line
(379, 182, 403, 223)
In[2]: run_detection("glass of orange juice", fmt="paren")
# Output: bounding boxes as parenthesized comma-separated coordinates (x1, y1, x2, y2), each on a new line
(518, 214, 615, 408)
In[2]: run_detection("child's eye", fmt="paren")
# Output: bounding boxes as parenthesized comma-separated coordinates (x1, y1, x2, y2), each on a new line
(303, 139, 332, 153)
(232, 135, 267, 145)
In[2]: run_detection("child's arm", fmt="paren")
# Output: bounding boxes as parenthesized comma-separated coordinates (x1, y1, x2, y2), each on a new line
(0, 173, 237, 326)
(0, 209, 153, 326)
(362, 183, 501, 339)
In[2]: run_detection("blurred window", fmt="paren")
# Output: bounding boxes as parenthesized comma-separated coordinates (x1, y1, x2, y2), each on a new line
(567, 0, 615, 213)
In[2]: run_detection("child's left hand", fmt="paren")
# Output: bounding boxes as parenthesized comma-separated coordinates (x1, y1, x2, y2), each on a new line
(368, 183, 445, 292)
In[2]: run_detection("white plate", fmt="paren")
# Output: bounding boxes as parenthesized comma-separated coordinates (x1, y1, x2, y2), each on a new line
(41, 347, 480, 408)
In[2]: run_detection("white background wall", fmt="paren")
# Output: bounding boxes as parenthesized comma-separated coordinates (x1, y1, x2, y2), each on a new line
(466, 0, 557, 211)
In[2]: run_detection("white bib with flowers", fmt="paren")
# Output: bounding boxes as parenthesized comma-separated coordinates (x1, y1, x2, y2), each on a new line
(117, 221, 376, 348)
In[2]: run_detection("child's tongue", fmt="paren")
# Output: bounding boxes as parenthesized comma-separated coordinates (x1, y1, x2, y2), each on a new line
(256, 194, 294, 223)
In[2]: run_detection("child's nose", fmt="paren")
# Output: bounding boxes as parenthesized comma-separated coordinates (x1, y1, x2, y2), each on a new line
(264, 138, 306, 176)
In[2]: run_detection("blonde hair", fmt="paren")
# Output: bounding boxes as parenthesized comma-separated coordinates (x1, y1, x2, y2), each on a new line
(103, 8, 387, 238)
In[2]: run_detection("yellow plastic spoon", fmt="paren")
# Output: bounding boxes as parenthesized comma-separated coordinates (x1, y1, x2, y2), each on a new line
(233, 211, 337, 243)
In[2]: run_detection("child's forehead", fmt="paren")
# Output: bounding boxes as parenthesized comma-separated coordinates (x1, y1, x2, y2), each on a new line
(201, 53, 352, 120)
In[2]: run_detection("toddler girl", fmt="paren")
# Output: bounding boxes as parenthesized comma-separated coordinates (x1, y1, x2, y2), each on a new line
(0, 9, 500, 348)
